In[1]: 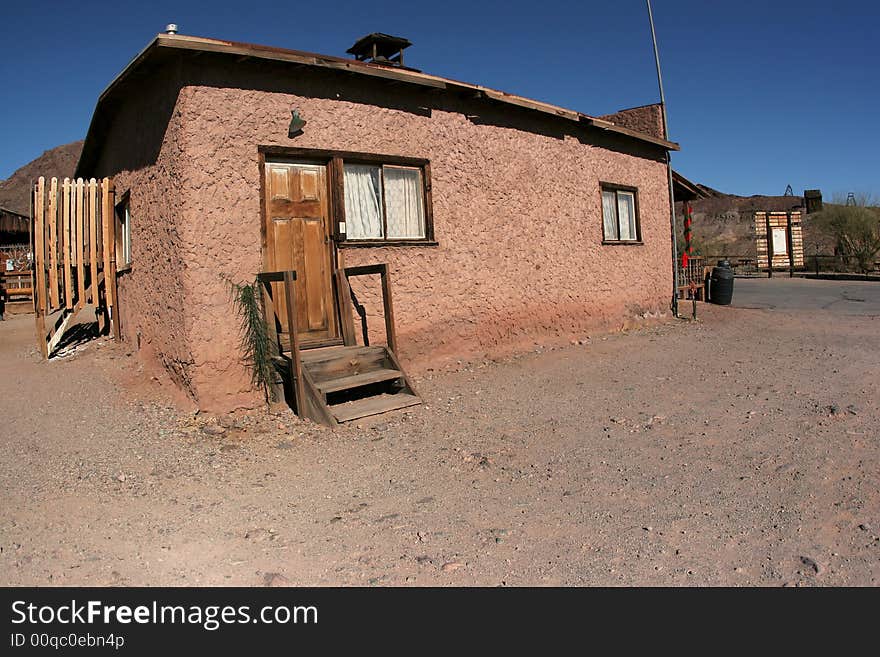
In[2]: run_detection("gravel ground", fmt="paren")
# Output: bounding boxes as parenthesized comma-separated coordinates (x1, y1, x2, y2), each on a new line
(1, 298, 877, 587)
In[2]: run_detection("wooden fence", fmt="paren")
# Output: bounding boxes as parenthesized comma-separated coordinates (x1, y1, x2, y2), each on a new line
(31, 177, 120, 357)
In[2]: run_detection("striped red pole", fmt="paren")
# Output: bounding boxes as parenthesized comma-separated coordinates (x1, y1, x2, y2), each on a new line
(681, 201, 693, 268)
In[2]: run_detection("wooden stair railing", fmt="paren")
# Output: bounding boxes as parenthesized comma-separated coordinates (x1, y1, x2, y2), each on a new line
(337, 263, 398, 353)
(259, 264, 420, 426)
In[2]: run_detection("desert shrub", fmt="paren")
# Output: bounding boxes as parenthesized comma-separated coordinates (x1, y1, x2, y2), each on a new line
(817, 198, 880, 273)
(226, 277, 277, 404)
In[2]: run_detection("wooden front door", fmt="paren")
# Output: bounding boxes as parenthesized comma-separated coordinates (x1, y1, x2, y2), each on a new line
(263, 160, 339, 346)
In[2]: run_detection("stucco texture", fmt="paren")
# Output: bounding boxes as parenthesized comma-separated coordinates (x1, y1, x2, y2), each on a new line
(90, 67, 197, 401)
(600, 103, 667, 141)
(92, 56, 674, 412)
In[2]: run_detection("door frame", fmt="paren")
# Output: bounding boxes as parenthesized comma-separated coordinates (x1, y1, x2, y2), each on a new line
(259, 148, 346, 349)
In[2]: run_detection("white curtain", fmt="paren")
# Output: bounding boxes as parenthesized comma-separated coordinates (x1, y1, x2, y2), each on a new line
(344, 165, 383, 239)
(602, 191, 618, 240)
(384, 166, 425, 239)
(617, 191, 636, 241)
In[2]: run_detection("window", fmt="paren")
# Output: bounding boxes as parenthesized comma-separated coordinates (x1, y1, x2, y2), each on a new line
(601, 185, 640, 242)
(115, 195, 131, 268)
(343, 163, 428, 241)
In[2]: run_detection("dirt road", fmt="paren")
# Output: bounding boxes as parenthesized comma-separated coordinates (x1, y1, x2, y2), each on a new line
(1, 289, 877, 586)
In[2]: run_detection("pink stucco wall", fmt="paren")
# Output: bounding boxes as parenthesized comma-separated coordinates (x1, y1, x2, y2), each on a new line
(91, 58, 674, 412)
(90, 70, 198, 401)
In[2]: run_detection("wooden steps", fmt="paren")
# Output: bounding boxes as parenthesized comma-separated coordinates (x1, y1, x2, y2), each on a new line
(278, 344, 421, 425)
(315, 368, 403, 394)
(330, 392, 422, 423)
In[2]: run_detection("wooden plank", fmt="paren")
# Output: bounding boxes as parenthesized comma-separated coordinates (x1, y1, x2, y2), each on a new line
(259, 145, 429, 168)
(257, 281, 286, 408)
(303, 347, 387, 383)
(88, 178, 98, 304)
(380, 265, 398, 355)
(62, 179, 73, 310)
(75, 178, 85, 308)
(300, 368, 338, 426)
(344, 264, 385, 277)
(104, 180, 120, 339)
(46, 308, 79, 356)
(300, 344, 383, 363)
(302, 217, 326, 330)
(33, 179, 48, 358)
(329, 392, 421, 423)
(315, 368, 402, 394)
(422, 162, 435, 241)
(329, 156, 345, 239)
(381, 342, 420, 401)
(46, 177, 59, 309)
(335, 254, 356, 347)
(101, 179, 111, 304)
(283, 271, 306, 418)
(33, 178, 47, 312)
(257, 271, 287, 283)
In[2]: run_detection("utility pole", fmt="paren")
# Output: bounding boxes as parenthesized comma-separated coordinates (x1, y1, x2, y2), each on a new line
(646, 0, 680, 317)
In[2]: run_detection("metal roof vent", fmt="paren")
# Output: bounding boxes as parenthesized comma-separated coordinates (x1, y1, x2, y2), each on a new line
(165, 23, 179, 35)
(347, 33, 412, 68)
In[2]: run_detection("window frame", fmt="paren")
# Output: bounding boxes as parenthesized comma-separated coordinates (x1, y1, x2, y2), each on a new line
(352, 163, 427, 242)
(341, 158, 434, 246)
(115, 191, 132, 270)
(600, 183, 642, 245)
(258, 146, 437, 248)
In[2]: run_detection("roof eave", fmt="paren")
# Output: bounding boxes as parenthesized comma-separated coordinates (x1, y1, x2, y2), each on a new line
(76, 33, 679, 175)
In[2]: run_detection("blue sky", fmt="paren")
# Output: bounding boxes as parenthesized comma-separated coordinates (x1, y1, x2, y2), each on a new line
(1, 0, 878, 197)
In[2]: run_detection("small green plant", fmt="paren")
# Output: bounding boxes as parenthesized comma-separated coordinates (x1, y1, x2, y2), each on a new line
(226, 276, 277, 404)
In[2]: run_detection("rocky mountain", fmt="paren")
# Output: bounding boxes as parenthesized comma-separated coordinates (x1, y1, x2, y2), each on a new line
(678, 188, 826, 257)
(0, 141, 83, 216)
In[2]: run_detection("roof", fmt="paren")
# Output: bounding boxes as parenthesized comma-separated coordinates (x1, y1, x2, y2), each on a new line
(0, 205, 28, 219)
(0, 205, 30, 235)
(672, 170, 707, 202)
(77, 33, 679, 176)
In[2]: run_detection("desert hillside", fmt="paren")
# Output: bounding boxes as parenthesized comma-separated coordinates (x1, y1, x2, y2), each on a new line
(0, 141, 83, 215)
(683, 189, 803, 257)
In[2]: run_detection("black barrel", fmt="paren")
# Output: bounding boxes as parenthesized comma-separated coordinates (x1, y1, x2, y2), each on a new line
(708, 260, 734, 305)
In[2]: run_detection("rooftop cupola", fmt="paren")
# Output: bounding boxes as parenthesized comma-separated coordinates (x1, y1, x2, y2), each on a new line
(347, 33, 412, 68)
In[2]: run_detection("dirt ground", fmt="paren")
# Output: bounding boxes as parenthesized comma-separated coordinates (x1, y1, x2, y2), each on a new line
(1, 284, 878, 587)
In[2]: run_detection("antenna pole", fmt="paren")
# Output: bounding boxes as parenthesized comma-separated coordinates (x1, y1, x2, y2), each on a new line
(647, 0, 680, 317)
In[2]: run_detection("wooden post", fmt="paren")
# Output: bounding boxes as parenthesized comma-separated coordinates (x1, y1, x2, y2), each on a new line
(380, 264, 398, 355)
(334, 252, 356, 346)
(101, 179, 112, 313)
(103, 179, 120, 339)
(62, 179, 73, 310)
(88, 178, 99, 303)
(786, 212, 794, 278)
(75, 179, 86, 307)
(259, 279, 282, 351)
(33, 178, 48, 359)
(282, 271, 305, 417)
(257, 280, 286, 408)
(765, 213, 773, 279)
(47, 177, 59, 309)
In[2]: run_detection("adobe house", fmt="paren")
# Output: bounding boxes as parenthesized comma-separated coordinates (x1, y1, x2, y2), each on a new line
(72, 31, 681, 421)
